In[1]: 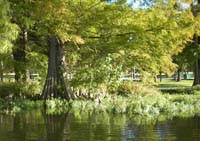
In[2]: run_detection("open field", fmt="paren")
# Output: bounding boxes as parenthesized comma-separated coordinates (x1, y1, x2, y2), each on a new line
(158, 79, 193, 90)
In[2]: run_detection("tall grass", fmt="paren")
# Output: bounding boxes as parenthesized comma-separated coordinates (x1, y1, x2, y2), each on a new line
(5, 94, 198, 117)
(0, 80, 200, 120)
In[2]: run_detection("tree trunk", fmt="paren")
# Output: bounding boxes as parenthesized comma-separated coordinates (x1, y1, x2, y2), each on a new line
(0, 73, 3, 82)
(177, 72, 180, 81)
(13, 29, 28, 82)
(42, 110, 71, 141)
(177, 67, 181, 82)
(193, 59, 200, 86)
(41, 36, 72, 100)
(0, 61, 3, 82)
(159, 71, 162, 82)
(193, 35, 200, 86)
(192, 0, 200, 86)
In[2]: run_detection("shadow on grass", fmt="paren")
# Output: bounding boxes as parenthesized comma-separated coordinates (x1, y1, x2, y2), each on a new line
(158, 80, 193, 90)
(159, 84, 190, 89)
(157, 80, 193, 94)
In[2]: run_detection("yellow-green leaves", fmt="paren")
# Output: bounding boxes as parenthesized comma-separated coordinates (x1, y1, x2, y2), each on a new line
(3, 0, 197, 86)
(0, 0, 18, 53)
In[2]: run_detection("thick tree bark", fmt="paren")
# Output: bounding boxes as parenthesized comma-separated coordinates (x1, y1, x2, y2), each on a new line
(177, 67, 182, 82)
(177, 71, 181, 81)
(193, 35, 200, 86)
(41, 36, 72, 100)
(193, 0, 200, 86)
(193, 59, 200, 86)
(13, 29, 28, 82)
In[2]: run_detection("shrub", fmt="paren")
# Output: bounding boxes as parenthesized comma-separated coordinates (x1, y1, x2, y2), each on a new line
(117, 81, 160, 96)
(0, 81, 42, 99)
(0, 98, 5, 109)
(0, 82, 21, 98)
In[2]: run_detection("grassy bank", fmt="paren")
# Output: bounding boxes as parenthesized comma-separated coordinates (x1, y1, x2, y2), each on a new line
(1, 93, 200, 118)
(158, 79, 193, 90)
(0, 80, 200, 120)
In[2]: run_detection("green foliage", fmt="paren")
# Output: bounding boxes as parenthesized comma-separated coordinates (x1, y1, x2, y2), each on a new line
(0, 98, 42, 114)
(11, 99, 42, 110)
(78, 94, 200, 116)
(27, 52, 48, 81)
(0, 98, 5, 110)
(0, 53, 14, 73)
(117, 81, 160, 96)
(71, 54, 122, 94)
(68, 0, 196, 87)
(0, 0, 18, 53)
(0, 81, 42, 99)
(1, 93, 200, 120)
(32, 94, 200, 116)
(0, 0, 198, 100)
(45, 98, 69, 114)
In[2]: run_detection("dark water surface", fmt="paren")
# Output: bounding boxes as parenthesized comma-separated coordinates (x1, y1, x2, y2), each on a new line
(0, 110, 200, 141)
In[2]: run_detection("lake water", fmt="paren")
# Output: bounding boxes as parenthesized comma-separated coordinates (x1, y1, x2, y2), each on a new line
(0, 110, 200, 141)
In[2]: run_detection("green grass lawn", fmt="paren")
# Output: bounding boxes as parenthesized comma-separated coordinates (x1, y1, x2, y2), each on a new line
(158, 79, 193, 90)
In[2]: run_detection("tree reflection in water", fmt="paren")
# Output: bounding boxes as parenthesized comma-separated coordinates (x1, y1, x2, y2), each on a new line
(0, 111, 200, 141)
(42, 110, 71, 141)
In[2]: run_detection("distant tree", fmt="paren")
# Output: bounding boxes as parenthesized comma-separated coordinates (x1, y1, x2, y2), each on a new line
(9, 0, 37, 82)
(0, 0, 18, 82)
